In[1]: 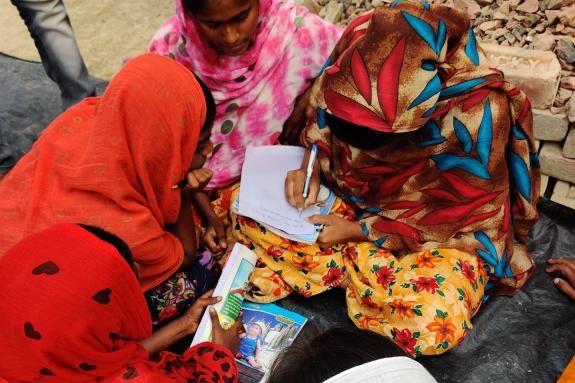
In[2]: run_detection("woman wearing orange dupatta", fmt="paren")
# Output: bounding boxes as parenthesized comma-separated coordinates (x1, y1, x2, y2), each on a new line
(0, 54, 209, 293)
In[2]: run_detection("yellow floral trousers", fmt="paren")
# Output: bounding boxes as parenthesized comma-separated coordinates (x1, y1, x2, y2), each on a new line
(228, 193, 486, 356)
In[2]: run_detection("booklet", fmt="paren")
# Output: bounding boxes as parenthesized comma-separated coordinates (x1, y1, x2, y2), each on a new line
(236, 145, 336, 244)
(190, 243, 258, 346)
(236, 301, 307, 373)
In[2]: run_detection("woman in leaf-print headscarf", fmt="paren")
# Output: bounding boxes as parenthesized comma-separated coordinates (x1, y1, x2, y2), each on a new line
(231, 1, 540, 356)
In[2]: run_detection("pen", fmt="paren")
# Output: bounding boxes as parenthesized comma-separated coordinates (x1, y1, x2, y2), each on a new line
(299, 144, 318, 214)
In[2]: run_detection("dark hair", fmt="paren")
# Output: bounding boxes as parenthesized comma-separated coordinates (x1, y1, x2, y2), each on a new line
(326, 112, 393, 151)
(193, 73, 216, 136)
(266, 327, 407, 383)
(181, 0, 208, 15)
(78, 224, 134, 268)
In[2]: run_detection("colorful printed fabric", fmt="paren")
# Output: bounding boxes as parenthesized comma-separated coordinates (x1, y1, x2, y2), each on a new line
(229, 2, 540, 356)
(0, 54, 206, 291)
(0, 224, 237, 382)
(303, 2, 539, 291)
(149, 0, 342, 189)
(231, 199, 486, 356)
(145, 250, 221, 326)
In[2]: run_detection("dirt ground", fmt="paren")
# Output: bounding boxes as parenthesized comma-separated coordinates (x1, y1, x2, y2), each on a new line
(0, 0, 174, 80)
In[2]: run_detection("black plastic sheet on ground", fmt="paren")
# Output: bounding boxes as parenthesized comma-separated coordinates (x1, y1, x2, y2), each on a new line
(1, 54, 574, 383)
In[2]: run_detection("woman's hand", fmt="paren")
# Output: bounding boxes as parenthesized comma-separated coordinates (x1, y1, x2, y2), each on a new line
(209, 307, 244, 353)
(138, 290, 221, 355)
(182, 289, 222, 334)
(280, 87, 311, 145)
(547, 258, 575, 300)
(285, 150, 320, 210)
(307, 214, 368, 248)
(204, 217, 228, 257)
(186, 168, 213, 193)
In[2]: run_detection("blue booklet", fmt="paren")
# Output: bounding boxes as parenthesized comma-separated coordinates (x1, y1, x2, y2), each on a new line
(236, 301, 308, 372)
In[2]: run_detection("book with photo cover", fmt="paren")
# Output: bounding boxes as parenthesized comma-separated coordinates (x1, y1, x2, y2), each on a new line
(236, 301, 307, 373)
(190, 243, 258, 346)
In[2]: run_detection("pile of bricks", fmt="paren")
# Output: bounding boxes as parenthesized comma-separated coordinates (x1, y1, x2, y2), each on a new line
(298, 0, 575, 210)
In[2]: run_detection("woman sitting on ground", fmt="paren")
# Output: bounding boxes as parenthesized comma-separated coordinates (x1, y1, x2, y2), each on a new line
(232, 1, 540, 356)
(0, 54, 219, 325)
(149, 0, 342, 191)
(0, 223, 242, 382)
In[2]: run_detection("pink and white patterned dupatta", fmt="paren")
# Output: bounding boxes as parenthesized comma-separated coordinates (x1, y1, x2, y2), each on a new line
(149, 0, 342, 189)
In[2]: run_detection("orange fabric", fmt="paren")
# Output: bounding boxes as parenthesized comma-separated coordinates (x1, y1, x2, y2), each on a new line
(0, 54, 206, 291)
(558, 357, 575, 383)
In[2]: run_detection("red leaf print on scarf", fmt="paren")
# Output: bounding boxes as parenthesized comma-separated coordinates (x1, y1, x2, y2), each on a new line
(498, 199, 510, 239)
(351, 49, 372, 103)
(442, 172, 488, 199)
(378, 160, 427, 197)
(418, 191, 500, 225)
(357, 165, 397, 175)
(461, 88, 490, 112)
(377, 36, 406, 124)
(384, 201, 426, 219)
(421, 188, 461, 202)
(372, 220, 421, 241)
(324, 90, 393, 132)
(459, 208, 500, 229)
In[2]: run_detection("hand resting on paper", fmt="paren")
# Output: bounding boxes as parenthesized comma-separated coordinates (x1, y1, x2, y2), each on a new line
(285, 149, 321, 210)
(138, 289, 221, 355)
(547, 258, 575, 300)
(307, 215, 368, 248)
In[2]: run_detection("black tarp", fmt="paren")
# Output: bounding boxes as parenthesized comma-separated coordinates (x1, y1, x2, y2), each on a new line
(1, 53, 574, 383)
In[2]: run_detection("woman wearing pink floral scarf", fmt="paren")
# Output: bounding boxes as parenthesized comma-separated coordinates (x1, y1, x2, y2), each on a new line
(149, 0, 342, 190)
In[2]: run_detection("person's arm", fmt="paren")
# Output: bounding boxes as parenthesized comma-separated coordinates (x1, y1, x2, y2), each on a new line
(191, 191, 228, 257)
(138, 290, 220, 355)
(171, 189, 197, 269)
(170, 168, 215, 268)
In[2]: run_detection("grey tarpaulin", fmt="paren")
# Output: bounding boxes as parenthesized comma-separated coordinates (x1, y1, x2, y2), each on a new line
(1, 54, 573, 383)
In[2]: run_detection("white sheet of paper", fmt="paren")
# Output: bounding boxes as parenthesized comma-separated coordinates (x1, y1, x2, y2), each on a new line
(238, 146, 319, 235)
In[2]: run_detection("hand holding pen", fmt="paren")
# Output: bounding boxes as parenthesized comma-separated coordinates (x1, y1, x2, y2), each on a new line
(300, 144, 318, 214)
(284, 144, 321, 211)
